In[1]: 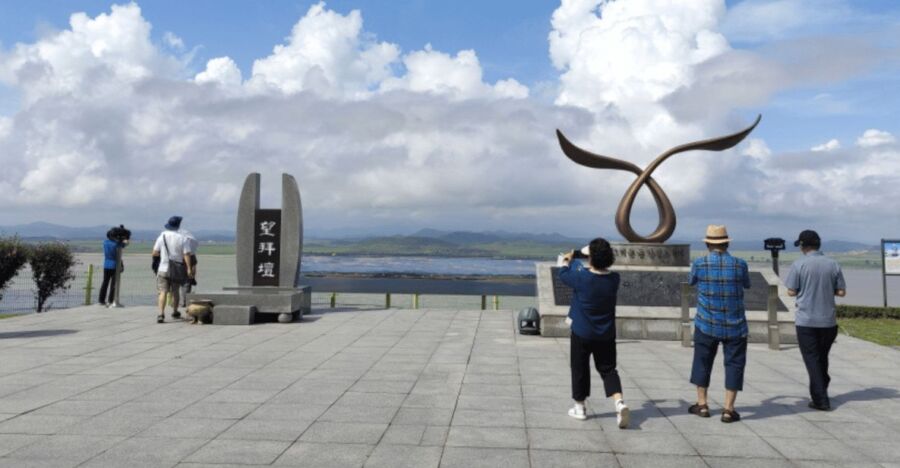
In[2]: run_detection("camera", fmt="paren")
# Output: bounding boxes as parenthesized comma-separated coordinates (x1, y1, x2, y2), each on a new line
(107, 225, 132, 243)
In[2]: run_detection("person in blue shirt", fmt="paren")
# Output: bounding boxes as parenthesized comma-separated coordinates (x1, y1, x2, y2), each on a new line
(558, 237, 630, 429)
(98, 227, 127, 306)
(687, 225, 751, 423)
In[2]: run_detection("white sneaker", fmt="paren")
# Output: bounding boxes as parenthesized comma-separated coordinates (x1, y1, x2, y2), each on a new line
(616, 400, 630, 429)
(568, 404, 587, 420)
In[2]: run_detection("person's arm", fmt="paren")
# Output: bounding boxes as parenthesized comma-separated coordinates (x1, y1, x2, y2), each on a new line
(184, 253, 193, 277)
(558, 251, 579, 288)
(742, 261, 751, 289)
(785, 263, 800, 296)
(152, 234, 162, 258)
(834, 264, 846, 297)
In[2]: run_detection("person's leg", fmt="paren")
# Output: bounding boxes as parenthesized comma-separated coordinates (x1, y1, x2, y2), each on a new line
(570, 333, 591, 403)
(592, 339, 623, 399)
(796, 325, 827, 406)
(156, 275, 168, 322)
(722, 336, 747, 411)
(98, 269, 113, 304)
(690, 329, 718, 407)
(819, 326, 839, 406)
(171, 280, 181, 318)
(107, 268, 116, 304)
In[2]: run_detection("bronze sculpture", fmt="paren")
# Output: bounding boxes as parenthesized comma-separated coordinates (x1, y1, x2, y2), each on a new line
(556, 115, 761, 243)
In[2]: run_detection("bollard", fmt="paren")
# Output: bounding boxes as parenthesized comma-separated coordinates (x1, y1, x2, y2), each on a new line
(330, 292, 336, 308)
(83, 264, 94, 305)
(385, 293, 391, 309)
(413, 294, 419, 309)
(481, 295, 486, 310)
(680, 282, 692, 347)
(493, 295, 499, 310)
(767, 284, 780, 350)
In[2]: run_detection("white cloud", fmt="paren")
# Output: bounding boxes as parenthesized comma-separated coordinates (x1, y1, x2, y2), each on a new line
(195, 56, 242, 88)
(857, 129, 896, 148)
(162, 31, 184, 50)
(811, 138, 840, 152)
(721, 0, 854, 43)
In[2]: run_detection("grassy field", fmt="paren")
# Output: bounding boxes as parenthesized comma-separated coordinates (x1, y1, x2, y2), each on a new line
(838, 318, 900, 347)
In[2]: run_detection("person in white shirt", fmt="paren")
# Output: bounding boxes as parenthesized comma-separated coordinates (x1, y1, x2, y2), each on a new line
(151, 216, 193, 323)
(179, 230, 200, 308)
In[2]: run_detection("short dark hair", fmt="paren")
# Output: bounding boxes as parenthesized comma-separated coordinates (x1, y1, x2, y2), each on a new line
(589, 238, 615, 270)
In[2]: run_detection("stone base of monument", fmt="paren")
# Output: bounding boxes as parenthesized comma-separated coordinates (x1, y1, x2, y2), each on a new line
(187, 286, 311, 324)
(536, 262, 798, 345)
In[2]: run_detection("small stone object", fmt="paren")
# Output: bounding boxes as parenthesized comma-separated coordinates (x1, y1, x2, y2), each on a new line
(278, 312, 292, 323)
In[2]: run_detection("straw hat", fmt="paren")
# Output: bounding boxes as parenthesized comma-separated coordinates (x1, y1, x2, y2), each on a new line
(703, 225, 732, 244)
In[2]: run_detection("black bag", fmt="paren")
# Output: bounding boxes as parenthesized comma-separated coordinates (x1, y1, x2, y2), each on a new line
(151, 256, 160, 274)
(162, 235, 189, 285)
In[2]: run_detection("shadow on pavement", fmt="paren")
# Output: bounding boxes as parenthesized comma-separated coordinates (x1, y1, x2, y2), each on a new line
(0, 329, 77, 339)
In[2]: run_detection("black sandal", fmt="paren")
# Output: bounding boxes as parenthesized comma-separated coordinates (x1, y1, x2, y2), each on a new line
(157, 315, 164, 323)
(721, 409, 741, 423)
(688, 403, 710, 418)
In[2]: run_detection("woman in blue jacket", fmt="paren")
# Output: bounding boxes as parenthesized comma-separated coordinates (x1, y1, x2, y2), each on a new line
(98, 228, 126, 306)
(559, 238, 629, 428)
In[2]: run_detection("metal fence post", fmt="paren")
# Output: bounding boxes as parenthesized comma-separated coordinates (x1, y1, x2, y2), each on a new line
(83, 264, 94, 306)
(413, 294, 419, 309)
(680, 282, 692, 347)
(481, 295, 486, 310)
(493, 295, 499, 310)
(330, 292, 336, 308)
(385, 293, 391, 309)
(767, 284, 780, 350)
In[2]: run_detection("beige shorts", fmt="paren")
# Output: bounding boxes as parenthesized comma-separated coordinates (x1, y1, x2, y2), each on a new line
(156, 273, 179, 294)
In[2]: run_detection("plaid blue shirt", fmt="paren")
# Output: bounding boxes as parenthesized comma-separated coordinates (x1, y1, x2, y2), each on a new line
(689, 251, 751, 339)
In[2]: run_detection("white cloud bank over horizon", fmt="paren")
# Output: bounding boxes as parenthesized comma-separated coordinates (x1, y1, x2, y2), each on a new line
(0, 0, 897, 242)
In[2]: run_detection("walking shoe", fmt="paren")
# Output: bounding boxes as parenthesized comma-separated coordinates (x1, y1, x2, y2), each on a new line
(808, 401, 831, 411)
(568, 404, 587, 420)
(171, 311, 182, 320)
(616, 399, 630, 429)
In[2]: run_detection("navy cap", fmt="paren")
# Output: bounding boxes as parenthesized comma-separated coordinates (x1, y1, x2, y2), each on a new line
(164, 216, 182, 230)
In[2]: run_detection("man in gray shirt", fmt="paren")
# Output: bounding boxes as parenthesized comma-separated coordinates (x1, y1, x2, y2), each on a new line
(784, 230, 846, 410)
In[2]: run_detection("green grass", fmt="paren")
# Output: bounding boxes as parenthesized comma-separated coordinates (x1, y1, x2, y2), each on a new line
(0, 314, 17, 320)
(838, 318, 900, 347)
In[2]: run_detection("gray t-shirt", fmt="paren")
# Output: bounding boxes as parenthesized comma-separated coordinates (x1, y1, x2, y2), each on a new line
(784, 251, 846, 327)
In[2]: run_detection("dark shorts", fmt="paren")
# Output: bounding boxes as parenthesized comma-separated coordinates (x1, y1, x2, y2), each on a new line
(690, 328, 747, 391)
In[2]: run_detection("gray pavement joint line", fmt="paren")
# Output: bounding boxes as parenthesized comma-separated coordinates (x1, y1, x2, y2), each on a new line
(263, 308, 426, 466)
(437, 308, 480, 468)
(511, 311, 538, 468)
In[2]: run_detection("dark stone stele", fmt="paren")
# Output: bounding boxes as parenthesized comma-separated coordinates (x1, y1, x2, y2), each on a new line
(550, 266, 787, 311)
(188, 172, 310, 324)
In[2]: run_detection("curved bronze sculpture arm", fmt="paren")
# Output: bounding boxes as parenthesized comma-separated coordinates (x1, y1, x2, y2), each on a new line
(556, 115, 761, 243)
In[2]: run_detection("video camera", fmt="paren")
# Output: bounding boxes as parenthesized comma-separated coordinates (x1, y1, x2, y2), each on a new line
(107, 225, 132, 243)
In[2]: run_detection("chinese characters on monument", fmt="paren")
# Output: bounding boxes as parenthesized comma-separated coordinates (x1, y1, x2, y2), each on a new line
(252, 209, 281, 286)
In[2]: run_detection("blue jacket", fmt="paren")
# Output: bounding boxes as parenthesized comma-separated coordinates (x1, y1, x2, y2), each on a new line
(103, 239, 123, 270)
(559, 261, 620, 341)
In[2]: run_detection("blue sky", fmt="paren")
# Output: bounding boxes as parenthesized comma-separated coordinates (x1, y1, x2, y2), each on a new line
(0, 0, 898, 241)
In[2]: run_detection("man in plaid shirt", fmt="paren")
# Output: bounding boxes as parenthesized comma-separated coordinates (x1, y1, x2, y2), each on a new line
(687, 225, 751, 423)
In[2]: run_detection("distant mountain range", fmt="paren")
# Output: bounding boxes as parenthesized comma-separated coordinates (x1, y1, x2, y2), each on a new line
(0, 222, 878, 254)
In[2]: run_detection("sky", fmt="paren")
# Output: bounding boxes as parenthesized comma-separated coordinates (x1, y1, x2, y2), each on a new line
(0, 0, 899, 242)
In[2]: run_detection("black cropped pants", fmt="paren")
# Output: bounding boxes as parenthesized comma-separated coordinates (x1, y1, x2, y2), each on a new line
(570, 332, 623, 401)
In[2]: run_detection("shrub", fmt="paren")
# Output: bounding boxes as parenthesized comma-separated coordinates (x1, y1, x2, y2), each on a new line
(29, 242, 76, 312)
(0, 236, 29, 302)
(836, 304, 900, 320)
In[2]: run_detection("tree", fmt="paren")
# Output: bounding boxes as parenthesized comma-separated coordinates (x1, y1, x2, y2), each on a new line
(29, 242, 76, 313)
(0, 236, 29, 303)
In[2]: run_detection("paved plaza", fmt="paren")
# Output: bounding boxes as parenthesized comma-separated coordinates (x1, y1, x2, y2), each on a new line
(0, 305, 897, 467)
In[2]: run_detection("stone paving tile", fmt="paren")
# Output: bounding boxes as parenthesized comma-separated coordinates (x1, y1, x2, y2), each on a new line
(4, 434, 125, 465)
(184, 439, 290, 465)
(605, 431, 697, 456)
(216, 417, 313, 441)
(364, 444, 442, 468)
(319, 404, 399, 424)
(763, 435, 872, 462)
(526, 428, 608, 452)
(451, 409, 525, 427)
(0, 434, 43, 457)
(446, 426, 527, 449)
(274, 442, 373, 467)
(529, 449, 618, 468)
(138, 417, 236, 439)
(393, 406, 455, 426)
(79, 436, 208, 467)
(0, 415, 83, 435)
(616, 453, 708, 468)
(683, 433, 785, 459)
(299, 421, 388, 445)
(439, 447, 528, 468)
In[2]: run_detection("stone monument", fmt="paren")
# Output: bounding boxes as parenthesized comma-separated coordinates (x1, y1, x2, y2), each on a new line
(188, 173, 311, 324)
(536, 115, 798, 344)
